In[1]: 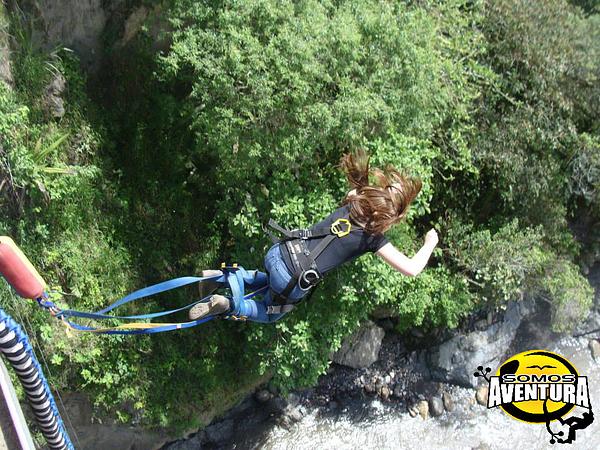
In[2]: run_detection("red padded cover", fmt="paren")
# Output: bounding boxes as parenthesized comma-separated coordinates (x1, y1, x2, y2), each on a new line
(0, 237, 46, 299)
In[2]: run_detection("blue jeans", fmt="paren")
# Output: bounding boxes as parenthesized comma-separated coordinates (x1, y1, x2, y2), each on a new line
(229, 244, 308, 323)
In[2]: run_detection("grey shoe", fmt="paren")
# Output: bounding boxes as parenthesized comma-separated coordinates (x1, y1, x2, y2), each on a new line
(189, 294, 231, 320)
(198, 269, 222, 299)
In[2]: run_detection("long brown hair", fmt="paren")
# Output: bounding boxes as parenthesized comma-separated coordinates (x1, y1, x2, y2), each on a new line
(340, 149, 422, 234)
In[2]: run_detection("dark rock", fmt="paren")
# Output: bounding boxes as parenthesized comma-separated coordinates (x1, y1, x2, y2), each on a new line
(428, 299, 535, 387)
(413, 380, 440, 399)
(205, 419, 234, 444)
(332, 320, 385, 369)
(411, 329, 425, 338)
(164, 432, 205, 450)
(380, 319, 395, 332)
(300, 388, 315, 400)
(228, 397, 254, 417)
(266, 396, 287, 414)
(429, 396, 444, 417)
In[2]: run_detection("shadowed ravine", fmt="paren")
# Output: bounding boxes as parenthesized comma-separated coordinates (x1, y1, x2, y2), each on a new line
(231, 336, 599, 450)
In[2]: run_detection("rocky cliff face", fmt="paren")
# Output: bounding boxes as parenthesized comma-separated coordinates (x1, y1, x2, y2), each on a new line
(0, 3, 12, 86)
(427, 298, 536, 387)
(13, 0, 165, 71)
(17, 0, 113, 69)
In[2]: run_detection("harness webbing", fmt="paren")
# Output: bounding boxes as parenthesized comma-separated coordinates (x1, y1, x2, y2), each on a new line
(34, 266, 266, 335)
(267, 216, 359, 306)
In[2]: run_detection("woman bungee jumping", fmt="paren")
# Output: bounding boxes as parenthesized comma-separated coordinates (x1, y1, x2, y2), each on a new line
(189, 149, 439, 324)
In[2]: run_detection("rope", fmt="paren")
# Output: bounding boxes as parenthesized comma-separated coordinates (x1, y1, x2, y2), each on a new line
(0, 307, 74, 450)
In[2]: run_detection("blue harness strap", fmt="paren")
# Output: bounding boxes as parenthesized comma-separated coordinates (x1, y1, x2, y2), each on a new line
(54, 275, 222, 321)
(96, 276, 213, 314)
(35, 266, 268, 335)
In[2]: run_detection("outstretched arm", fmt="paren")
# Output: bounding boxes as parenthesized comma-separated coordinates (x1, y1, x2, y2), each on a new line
(376, 229, 438, 276)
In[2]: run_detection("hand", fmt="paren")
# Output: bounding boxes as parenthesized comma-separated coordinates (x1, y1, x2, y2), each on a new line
(425, 228, 439, 247)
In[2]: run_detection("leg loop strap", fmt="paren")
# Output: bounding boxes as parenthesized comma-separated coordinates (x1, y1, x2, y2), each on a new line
(266, 304, 295, 314)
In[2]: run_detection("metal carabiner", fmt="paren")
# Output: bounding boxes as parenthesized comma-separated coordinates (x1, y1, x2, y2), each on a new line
(330, 218, 352, 237)
(299, 269, 321, 291)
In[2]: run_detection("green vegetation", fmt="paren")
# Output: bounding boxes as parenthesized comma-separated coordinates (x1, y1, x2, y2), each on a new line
(1, 0, 599, 431)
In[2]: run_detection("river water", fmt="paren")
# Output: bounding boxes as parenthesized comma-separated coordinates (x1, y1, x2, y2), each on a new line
(227, 336, 599, 450)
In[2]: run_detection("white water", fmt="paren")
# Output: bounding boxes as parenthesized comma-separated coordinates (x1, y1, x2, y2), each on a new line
(255, 336, 600, 450)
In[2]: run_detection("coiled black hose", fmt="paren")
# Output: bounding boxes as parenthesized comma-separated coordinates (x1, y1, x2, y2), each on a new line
(0, 307, 74, 449)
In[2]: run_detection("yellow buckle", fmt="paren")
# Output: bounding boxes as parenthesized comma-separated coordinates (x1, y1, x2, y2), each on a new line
(331, 218, 351, 237)
(227, 315, 247, 321)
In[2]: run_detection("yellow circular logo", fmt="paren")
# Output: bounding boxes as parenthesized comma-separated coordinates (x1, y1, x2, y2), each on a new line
(475, 348, 594, 444)
(496, 350, 577, 423)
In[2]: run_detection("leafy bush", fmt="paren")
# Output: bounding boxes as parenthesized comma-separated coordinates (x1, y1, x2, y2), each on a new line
(444, 217, 593, 331)
(445, 219, 551, 303)
(540, 259, 594, 332)
(0, 25, 150, 426)
(569, 133, 600, 217)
